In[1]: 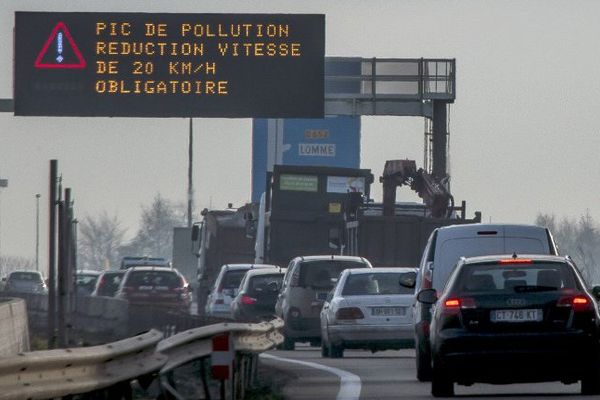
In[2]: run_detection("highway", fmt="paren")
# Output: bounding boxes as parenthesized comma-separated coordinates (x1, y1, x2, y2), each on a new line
(260, 344, 586, 400)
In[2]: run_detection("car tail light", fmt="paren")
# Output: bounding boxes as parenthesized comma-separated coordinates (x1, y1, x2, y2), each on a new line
(558, 295, 593, 312)
(336, 307, 364, 320)
(498, 259, 533, 265)
(240, 295, 257, 305)
(442, 297, 475, 314)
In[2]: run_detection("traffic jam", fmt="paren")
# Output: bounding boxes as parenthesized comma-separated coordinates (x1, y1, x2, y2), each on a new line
(1, 4, 600, 400)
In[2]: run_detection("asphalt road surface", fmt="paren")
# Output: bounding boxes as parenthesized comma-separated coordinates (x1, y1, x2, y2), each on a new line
(260, 344, 588, 400)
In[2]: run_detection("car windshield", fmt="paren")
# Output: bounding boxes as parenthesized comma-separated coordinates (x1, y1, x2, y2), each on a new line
(299, 260, 368, 288)
(128, 271, 180, 288)
(456, 262, 579, 293)
(342, 272, 415, 296)
(9, 272, 42, 282)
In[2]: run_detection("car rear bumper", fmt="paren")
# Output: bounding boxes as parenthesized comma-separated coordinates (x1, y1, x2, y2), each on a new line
(434, 329, 599, 383)
(328, 323, 414, 349)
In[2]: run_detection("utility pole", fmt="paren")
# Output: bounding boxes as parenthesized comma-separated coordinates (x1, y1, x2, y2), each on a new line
(187, 118, 194, 228)
(35, 193, 41, 271)
(48, 160, 58, 348)
(0, 177, 7, 259)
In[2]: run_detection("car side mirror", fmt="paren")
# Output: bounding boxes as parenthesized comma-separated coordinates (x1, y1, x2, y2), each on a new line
(592, 286, 600, 301)
(399, 271, 417, 289)
(417, 288, 438, 304)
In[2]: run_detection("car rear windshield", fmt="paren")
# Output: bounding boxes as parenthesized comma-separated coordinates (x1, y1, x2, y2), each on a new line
(248, 274, 284, 294)
(299, 260, 368, 288)
(342, 272, 415, 296)
(221, 270, 248, 290)
(98, 272, 124, 295)
(9, 272, 41, 282)
(128, 271, 181, 288)
(456, 262, 580, 293)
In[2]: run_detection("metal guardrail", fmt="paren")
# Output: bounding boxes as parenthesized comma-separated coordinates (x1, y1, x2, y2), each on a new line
(0, 319, 283, 399)
(158, 318, 283, 374)
(0, 329, 166, 400)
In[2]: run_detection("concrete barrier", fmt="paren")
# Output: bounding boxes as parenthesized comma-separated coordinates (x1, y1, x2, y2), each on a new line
(0, 298, 30, 356)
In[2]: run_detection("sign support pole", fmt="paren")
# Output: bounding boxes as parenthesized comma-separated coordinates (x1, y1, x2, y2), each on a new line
(187, 118, 193, 228)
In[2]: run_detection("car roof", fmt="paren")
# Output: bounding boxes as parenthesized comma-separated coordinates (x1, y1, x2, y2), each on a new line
(436, 223, 547, 236)
(244, 267, 287, 277)
(344, 267, 416, 274)
(293, 255, 370, 263)
(460, 254, 568, 265)
(222, 263, 279, 271)
(9, 270, 43, 276)
(127, 266, 178, 273)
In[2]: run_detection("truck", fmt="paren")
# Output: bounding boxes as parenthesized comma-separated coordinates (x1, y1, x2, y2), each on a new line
(189, 204, 257, 315)
(257, 161, 481, 269)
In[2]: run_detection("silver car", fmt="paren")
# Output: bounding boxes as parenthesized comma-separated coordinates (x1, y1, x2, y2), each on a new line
(275, 255, 373, 350)
(320, 267, 416, 358)
(3, 270, 47, 294)
(205, 264, 279, 319)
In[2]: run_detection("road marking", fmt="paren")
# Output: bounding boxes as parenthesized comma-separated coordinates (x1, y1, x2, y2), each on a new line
(260, 353, 362, 400)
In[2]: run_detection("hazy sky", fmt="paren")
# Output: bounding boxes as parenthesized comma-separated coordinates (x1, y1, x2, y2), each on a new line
(1, 1, 599, 265)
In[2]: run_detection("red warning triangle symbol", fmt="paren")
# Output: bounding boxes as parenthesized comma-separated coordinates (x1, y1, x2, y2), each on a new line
(34, 22, 86, 69)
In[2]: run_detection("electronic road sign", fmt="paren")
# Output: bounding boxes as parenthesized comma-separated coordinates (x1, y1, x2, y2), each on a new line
(14, 12, 325, 118)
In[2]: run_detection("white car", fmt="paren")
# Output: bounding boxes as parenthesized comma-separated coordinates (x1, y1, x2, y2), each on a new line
(205, 263, 279, 319)
(320, 267, 417, 358)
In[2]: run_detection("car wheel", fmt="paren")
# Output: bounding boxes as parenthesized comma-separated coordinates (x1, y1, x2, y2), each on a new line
(330, 343, 344, 359)
(280, 334, 295, 351)
(581, 364, 600, 395)
(416, 337, 433, 382)
(431, 359, 454, 397)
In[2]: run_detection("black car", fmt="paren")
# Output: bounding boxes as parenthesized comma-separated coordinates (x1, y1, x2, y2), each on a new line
(231, 267, 286, 322)
(417, 254, 600, 397)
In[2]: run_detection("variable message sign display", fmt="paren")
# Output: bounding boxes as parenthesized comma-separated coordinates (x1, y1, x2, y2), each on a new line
(14, 12, 325, 117)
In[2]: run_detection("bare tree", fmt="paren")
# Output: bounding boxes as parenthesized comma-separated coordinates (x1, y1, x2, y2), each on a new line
(78, 211, 126, 271)
(123, 193, 186, 259)
(0, 255, 36, 277)
(536, 211, 600, 283)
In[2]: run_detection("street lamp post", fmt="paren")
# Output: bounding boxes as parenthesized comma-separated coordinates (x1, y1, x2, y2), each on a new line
(0, 178, 7, 259)
(36, 193, 41, 271)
